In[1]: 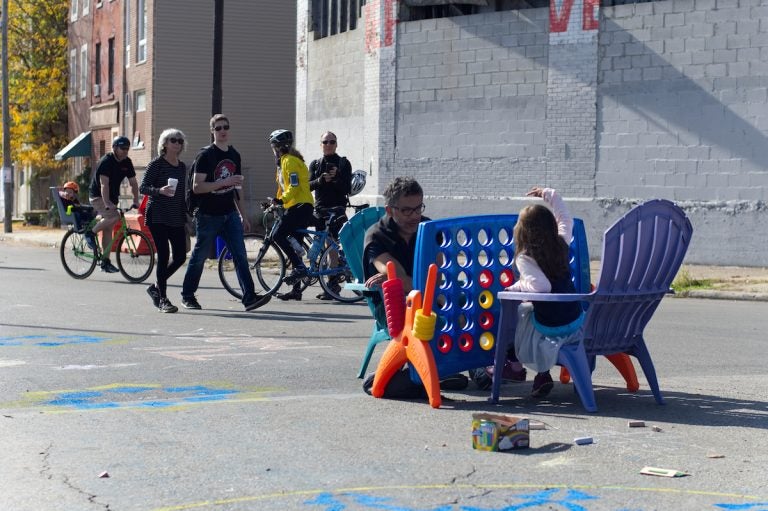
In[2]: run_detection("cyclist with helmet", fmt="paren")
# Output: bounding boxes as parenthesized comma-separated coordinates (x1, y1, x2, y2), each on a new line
(268, 129, 314, 300)
(307, 131, 353, 300)
(88, 136, 139, 273)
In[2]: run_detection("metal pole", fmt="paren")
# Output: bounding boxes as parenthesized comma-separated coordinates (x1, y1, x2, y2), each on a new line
(2, 0, 13, 233)
(212, 0, 223, 119)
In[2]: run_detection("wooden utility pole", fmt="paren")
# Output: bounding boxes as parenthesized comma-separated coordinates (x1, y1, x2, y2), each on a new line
(2, 0, 12, 233)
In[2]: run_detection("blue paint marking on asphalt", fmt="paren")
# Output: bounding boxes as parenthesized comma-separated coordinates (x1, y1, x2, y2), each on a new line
(306, 492, 452, 511)
(715, 505, 768, 510)
(0, 334, 108, 347)
(303, 491, 763, 510)
(42, 385, 243, 410)
(110, 386, 153, 394)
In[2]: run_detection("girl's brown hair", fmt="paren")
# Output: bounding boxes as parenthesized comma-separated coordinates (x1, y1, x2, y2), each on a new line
(513, 204, 571, 281)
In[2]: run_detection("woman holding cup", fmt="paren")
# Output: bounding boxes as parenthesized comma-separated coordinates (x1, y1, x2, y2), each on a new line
(139, 128, 188, 313)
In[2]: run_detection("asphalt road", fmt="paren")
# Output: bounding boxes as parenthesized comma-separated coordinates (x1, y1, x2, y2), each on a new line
(1, 243, 767, 511)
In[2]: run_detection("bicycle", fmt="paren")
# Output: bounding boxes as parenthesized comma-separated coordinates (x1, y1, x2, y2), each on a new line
(218, 201, 369, 303)
(59, 205, 156, 283)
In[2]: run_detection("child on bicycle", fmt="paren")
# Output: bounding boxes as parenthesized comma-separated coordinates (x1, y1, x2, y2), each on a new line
(59, 181, 98, 251)
(504, 186, 585, 398)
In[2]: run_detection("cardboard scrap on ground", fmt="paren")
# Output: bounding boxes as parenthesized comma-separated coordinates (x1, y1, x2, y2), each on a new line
(640, 466, 689, 478)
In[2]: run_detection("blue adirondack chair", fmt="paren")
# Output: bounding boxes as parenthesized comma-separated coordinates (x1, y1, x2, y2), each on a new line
(496, 199, 693, 412)
(338, 206, 388, 378)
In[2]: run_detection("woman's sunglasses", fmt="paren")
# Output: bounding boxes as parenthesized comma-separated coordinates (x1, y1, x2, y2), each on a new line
(168, 137, 184, 144)
(214, 125, 230, 132)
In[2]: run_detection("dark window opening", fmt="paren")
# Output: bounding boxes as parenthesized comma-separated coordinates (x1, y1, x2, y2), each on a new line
(400, 0, 549, 22)
(107, 37, 115, 94)
(95, 42, 102, 87)
(310, 0, 366, 39)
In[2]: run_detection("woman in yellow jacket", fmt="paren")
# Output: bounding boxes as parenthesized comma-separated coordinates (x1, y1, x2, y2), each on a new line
(269, 129, 315, 300)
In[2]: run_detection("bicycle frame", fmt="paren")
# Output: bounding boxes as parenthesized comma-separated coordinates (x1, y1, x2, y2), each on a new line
(79, 206, 142, 257)
(224, 200, 367, 302)
(59, 205, 155, 282)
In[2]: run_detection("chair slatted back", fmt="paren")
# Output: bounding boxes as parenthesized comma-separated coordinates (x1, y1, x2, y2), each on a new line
(584, 199, 693, 356)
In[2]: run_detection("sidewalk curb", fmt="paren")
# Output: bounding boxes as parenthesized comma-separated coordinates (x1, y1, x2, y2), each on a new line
(673, 290, 768, 302)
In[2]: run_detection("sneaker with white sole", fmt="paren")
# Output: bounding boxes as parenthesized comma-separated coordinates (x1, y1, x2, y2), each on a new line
(181, 296, 202, 309)
(158, 298, 178, 313)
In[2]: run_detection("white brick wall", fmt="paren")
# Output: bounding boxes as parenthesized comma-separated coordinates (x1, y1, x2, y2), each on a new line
(298, 0, 768, 265)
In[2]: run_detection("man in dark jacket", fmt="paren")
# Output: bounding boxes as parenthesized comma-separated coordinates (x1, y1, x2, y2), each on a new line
(307, 131, 352, 300)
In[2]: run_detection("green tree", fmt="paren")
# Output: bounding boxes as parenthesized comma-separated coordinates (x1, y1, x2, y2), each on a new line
(2, 0, 68, 177)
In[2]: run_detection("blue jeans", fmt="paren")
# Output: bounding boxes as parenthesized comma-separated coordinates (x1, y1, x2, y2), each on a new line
(181, 210, 257, 304)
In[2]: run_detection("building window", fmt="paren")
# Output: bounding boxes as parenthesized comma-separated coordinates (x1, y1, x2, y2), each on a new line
(137, 0, 147, 63)
(99, 139, 106, 157)
(71, 0, 78, 21)
(107, 38, 115, 94)
(133, 90, 146, 149)
(311, 0, 364, 40)
(82, 0, 90, 16)
(79, 44, 88, 99)
(135, 90, 146, 112)
(94, 42, 101, 97)
(124, 0, 130, 68)
(69, 48, 77, 101)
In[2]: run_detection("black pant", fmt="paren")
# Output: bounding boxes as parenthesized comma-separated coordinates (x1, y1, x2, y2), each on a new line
(147, 222, 187, 298)
(273, 203, 314, 268)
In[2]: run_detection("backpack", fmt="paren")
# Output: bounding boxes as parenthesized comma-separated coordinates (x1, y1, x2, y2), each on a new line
(186, 146, 210, 215)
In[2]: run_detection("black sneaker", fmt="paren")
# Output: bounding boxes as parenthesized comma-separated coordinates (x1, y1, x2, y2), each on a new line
(100, 260, 119, 273)
(315, 291, 334, 300)
(181, 296, 202, 310)
(470, 367, 492, 391)
(244, 294, 271, 311)
(84, 230, 98, 251)
(147, 284, 161, 308)
(277, 289, 302, 301)
(158, 298, 178, 313)
(283, 267, 308, 285)
(531, 371, 554, 398)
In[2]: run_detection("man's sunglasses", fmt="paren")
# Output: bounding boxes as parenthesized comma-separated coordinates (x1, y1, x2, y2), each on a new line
(391, 203, 426, 216)
(321, 140, 337, 145)
(213, 125, 230, 132)
(168, 137, 184, 144)
(115, 145, 130, 151)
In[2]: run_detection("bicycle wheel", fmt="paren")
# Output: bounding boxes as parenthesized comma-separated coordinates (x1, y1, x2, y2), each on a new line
(318, 243, 365, 303)
(219, 234, 286, 299)
(60, 229, 98, 279)
(116, 229, 155, 283)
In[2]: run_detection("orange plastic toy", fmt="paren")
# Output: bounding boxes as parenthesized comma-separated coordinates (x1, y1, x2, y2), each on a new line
(371, 262, 441, 408)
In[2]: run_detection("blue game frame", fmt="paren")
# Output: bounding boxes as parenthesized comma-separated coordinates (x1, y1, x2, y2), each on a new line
(410, 214, 590, 381)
